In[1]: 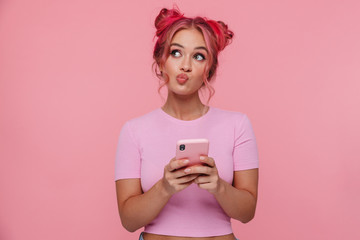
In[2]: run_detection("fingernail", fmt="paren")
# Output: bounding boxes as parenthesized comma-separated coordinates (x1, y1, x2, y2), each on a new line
(183, 160, 189, 164)
(184, 168, 191, 173)
(200, 156, 205, 160)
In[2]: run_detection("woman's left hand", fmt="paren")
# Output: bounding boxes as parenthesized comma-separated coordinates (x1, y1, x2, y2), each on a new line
(188, 156, 224, 195)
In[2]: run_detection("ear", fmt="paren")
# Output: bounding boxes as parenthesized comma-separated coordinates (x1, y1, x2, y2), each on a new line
(159, 65, 164, 76)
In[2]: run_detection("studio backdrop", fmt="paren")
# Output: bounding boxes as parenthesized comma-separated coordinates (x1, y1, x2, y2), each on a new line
(0, 0, 359, 239)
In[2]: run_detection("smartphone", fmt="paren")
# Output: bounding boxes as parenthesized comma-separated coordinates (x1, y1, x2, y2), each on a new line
(176, 138, 209, 166)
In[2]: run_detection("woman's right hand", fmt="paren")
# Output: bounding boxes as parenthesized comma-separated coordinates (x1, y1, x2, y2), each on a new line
(161, 157, 199, 196)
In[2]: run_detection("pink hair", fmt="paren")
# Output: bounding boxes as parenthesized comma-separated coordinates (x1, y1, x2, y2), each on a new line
(152, 7, 234, 103)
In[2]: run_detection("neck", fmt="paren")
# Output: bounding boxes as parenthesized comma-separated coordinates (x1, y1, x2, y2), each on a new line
(162, 91, 208, 121)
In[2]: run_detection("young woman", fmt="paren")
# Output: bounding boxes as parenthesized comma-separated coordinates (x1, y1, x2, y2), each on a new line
(115, 7, 259, 240)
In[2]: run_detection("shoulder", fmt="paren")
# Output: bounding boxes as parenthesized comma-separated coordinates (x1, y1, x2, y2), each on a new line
(123, 108, 160, 127)
(209, 107, 255, 134)
(210, 107, 249, 122)
(119, 108, 162, 138)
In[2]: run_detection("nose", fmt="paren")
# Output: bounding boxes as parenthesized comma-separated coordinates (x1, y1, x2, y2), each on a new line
(180, 56, 192, 72)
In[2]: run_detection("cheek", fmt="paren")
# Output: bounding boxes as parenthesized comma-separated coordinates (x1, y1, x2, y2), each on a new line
(164, 57, 178, 69)
(195, 64, 207, 78)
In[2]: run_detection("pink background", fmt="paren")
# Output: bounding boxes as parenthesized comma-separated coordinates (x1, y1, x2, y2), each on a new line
(1, 0, 359, 239)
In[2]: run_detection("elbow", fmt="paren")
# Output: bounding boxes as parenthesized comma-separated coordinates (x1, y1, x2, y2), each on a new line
(121, 219, 140, 233)
(124, 227, 138, 233)
(239, 214, 255, 224)
(237, 208, 256, 224)
(119, 212, 140, 233)
(238, 197, 257, 224)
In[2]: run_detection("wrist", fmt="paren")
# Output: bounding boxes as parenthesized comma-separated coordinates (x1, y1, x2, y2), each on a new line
(213, 178, 227, 197)
(157, 178, 173, 199)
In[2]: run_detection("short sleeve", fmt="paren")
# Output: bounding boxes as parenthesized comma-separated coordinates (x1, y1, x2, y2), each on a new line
(114, 121, 141, 181)
(233, 114, 259, 171)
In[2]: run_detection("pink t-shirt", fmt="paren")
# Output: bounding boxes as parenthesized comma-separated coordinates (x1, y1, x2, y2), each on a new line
(114, 107, 259, 237)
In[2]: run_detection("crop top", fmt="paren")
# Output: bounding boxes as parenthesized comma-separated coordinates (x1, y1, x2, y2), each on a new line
(114, 106, 259, 237)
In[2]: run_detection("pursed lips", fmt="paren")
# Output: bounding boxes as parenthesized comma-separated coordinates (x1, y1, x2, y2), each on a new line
(176, 73, 189, 80)
(176, 73, 189, 84)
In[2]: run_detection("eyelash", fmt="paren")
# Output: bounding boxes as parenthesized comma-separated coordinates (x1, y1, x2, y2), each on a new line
(170, 49, 206, 61)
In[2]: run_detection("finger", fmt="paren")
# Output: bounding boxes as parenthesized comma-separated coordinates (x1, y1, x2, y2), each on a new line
(171, 166, 202, 178)
(177, 178, 196, 190)
(197, 182, 213, 190)
(200, 156, 215, 167)
(166, 159, 189, 172)
(187, 165, 214, 175)
(194, 175, 211, 184)
(165, 157, 176, 171)
(176, 174, 199, 184)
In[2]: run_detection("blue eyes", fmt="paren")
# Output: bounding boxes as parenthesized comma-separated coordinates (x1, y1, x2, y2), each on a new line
(170, 49, 206, 61)
(171, 50, 181, 58)
(195, 53, 205, 61)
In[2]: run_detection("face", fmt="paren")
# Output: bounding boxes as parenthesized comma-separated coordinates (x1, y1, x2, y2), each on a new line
(160, 28, 209, 96)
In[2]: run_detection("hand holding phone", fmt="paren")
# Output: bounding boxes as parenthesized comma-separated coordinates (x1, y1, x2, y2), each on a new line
(176, 138, 209, 166)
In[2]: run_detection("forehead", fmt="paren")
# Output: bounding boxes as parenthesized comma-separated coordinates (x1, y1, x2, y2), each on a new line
(170, 28, 206, 48)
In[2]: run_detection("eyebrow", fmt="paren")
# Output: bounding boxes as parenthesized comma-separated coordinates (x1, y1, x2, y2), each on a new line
(170, 43, 209, 54)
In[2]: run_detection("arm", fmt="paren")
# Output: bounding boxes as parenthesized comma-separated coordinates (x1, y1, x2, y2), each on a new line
(115, 178, 170, 232)
(115, 158, 199, 232)
(192, 157, 258, 223)
(213, 169, 258, 223)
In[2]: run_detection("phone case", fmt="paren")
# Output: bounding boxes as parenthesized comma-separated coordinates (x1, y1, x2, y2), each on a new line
(176, 138, 209, 166)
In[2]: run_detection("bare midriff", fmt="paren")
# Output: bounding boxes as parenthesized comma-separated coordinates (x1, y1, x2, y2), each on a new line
(142, 233, 236, 240)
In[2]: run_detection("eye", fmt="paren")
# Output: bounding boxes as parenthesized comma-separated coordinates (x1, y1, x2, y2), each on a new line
(170, 49, 181, 57)
(194, 53, 206, 61)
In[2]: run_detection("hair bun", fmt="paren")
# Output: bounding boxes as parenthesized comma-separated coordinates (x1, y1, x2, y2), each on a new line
(206, 20, 234, 51)
(155, 8, 184, 37)
(217, 21, 234, 48)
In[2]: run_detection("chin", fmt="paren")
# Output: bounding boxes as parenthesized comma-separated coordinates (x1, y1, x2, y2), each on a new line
(168, 85, 201, 96)
(171, 89, 199, 97)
